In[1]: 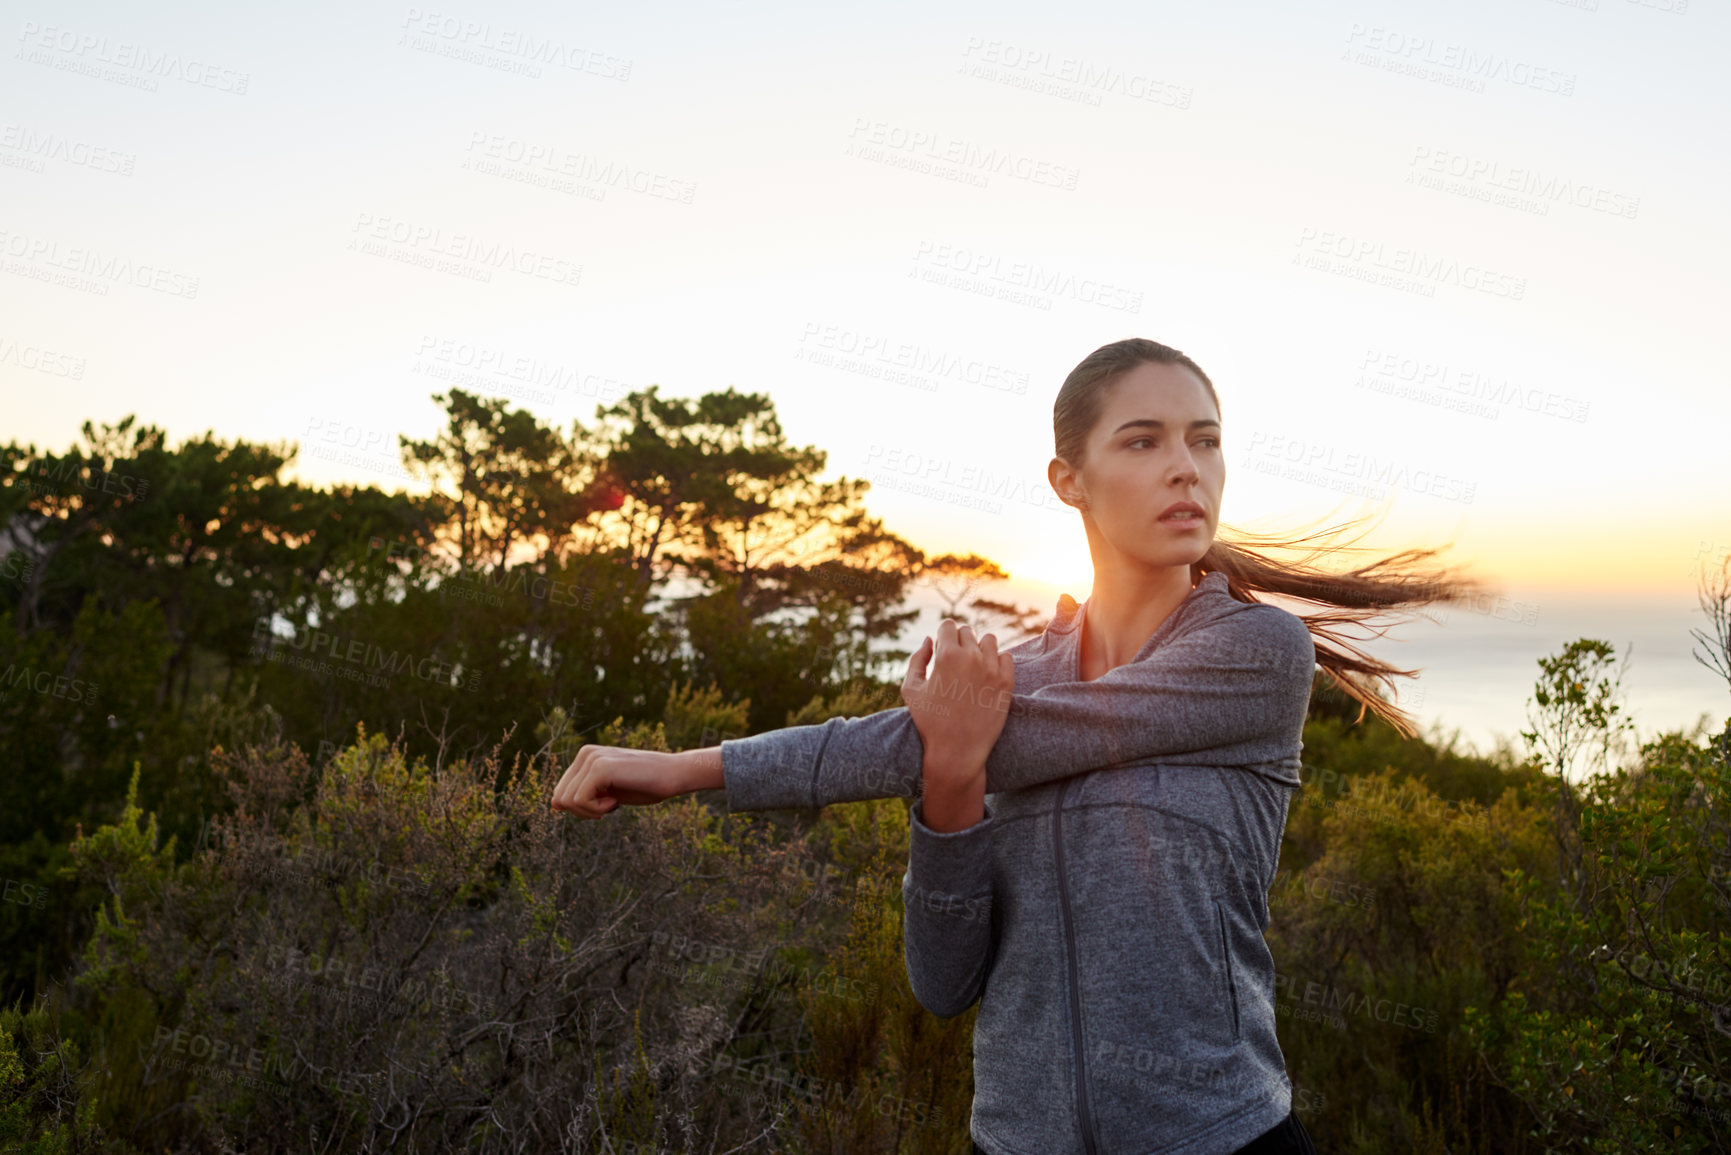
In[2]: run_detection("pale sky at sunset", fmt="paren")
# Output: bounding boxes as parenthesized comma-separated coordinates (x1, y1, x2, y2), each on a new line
(5, 0, 1727, 751)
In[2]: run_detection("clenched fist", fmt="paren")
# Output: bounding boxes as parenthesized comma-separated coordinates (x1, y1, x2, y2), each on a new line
(550, 745, 720, 819)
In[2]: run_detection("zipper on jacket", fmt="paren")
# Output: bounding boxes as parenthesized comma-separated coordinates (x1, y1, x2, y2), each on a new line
(1217, 901, 1241, 1042)
(1053, 778, 1100, 1155)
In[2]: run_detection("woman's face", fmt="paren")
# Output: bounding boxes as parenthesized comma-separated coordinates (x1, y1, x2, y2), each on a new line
(1051, 360, 1224, 572)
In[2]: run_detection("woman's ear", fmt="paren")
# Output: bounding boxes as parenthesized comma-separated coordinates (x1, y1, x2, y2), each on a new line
(1047, 457, 1082, 510)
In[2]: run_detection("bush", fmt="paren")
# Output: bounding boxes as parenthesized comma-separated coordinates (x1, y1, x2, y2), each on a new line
(1463, 718, 1731, 1153)
(40, 721, 890, 1152)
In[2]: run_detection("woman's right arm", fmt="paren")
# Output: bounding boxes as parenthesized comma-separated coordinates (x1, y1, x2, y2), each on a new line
(559, 606, 1311, 816)
(719, 605, 1315, 811)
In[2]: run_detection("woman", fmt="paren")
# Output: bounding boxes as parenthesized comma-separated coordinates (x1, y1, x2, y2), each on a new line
(553, 338, 1482, 1153)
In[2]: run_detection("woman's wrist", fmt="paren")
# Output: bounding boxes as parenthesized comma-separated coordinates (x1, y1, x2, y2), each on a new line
(920, 759, 986, 833)
(676, 746, 725, 794)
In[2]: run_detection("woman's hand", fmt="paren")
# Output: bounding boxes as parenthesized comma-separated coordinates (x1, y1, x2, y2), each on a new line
(551, 746, 721, 819)
(902, 620, 1016, 831)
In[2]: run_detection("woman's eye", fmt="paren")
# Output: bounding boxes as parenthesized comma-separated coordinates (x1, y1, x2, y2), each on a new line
(1130, 436, 1220, 450)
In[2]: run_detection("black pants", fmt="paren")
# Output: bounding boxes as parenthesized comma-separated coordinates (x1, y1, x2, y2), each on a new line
(970, 1108, 1317, 1154)
(1231, 1109, 1318, 1154)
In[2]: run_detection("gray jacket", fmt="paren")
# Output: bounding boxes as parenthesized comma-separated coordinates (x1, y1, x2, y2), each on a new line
(719, 571, 1317, 1154)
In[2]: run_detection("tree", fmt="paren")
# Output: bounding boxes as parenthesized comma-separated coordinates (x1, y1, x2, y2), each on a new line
(1520, 639, 1637, 913)
(918, 554, 1006, 626)
(584, 385, 887, 611)
(912, 553, 1041, 648)
(581, 385, 733, 593)
(966, 595, 1045, 648)
(1465, 584, 1731, 1152)
(773, 521, 927, 685)
(399, 388, 600, 573)
(584, 386, 937, 698)
(1688, 549, 1731, 765)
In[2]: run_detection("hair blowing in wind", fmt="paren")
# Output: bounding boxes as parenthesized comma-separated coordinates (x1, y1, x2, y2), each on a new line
(1053, 336, 1494, 739)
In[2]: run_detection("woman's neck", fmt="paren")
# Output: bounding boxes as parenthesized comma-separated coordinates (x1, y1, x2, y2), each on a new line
(1078, 566, 1196, 681)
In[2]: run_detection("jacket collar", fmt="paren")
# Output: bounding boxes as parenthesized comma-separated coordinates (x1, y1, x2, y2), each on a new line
(1049, 571, 1230, 667)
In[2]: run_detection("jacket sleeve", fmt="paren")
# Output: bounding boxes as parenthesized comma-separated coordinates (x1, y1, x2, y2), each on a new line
(720, 604, 1316, 812)
(902, 797, 996, 1019)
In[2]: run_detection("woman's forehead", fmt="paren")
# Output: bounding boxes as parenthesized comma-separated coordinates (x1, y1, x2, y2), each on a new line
(1096, 365, 1217, 425)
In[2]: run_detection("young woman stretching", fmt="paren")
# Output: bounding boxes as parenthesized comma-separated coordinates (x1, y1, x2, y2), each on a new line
(553, 337, 1481, 1154)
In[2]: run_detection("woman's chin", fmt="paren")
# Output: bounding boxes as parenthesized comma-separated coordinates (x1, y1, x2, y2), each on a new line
(1113, 554, 1209, 577)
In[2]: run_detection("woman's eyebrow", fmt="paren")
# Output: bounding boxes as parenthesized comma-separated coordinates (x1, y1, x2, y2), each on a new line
(1110, 418, 1222, 434)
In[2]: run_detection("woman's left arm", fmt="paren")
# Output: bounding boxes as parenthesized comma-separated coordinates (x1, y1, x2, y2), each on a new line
(719, 606, 1316, 812)
(898, 620, 1009, 1018)
(902, 796, 998, 1018)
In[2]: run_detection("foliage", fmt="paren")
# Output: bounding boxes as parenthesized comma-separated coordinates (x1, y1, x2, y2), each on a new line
(773, 797, 962, 1154)
(37, 724, 864, 1152)
(1463, 717, 1731, 1152)
(7, 389, 1731, 1152)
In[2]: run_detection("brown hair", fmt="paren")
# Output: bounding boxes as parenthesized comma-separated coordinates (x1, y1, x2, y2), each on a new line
(1054, 336, 1491, 739)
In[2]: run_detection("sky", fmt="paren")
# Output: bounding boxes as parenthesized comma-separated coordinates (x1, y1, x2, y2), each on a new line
(4, 0, 1727, 754)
